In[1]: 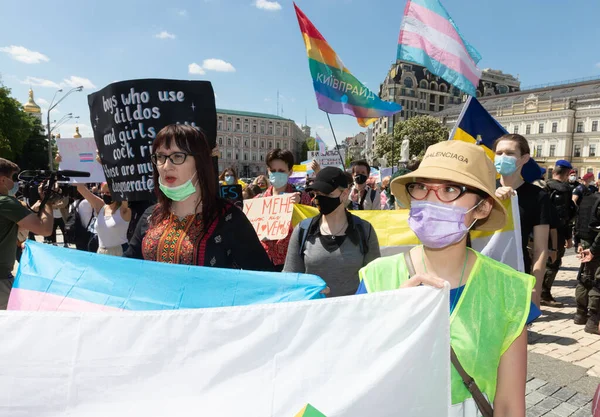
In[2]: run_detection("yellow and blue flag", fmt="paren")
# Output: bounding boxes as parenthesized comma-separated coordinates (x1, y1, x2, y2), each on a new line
(450, 96, 543, 183)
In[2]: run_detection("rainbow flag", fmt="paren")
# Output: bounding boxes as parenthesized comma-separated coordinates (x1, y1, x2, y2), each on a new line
(294, 3, 402, 127)
(397, 0, 482, 97)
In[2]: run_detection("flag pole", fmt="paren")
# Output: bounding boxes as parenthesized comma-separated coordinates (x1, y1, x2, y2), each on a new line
(326, 113, 346, 170)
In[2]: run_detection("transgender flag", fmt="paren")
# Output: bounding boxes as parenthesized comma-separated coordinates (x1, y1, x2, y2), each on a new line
(398, 0, 482, 97)
(315, 134, 326, 155)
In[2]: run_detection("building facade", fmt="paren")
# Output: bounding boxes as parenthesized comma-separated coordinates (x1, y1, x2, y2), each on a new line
(435, 77, 600, 178)
(371, 60, 520, 143)
(216, 109, 307, 177)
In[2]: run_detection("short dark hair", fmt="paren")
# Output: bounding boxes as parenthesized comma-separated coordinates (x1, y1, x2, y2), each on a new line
(407, 159, 421, 171)
(344, 171, 354, 186)
(351, 160, 370, 174)
(554, 166, 569, 177)
(0, 158, 19, 178)
(492, 134, 531, 156)
(266, 149, 294, 170)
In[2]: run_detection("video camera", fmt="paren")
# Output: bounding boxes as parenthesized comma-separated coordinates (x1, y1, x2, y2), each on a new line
(18, 170, 91, 213)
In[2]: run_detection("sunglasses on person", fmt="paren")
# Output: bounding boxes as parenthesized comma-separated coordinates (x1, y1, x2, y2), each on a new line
(150, 152, 195, 166)
(406, 182, 482, 203)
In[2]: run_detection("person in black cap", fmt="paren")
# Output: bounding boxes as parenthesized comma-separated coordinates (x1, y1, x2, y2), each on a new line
(542, 159, 577, 307)
(283, 167, 380, 297)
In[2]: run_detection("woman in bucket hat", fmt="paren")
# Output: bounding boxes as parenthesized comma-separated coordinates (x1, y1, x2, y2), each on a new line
(357, 140, 539, 417)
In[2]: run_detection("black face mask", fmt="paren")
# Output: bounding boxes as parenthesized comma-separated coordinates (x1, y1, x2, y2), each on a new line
(315, 195, 342, 216)
(354, 174, 368, 185)
(102, 194, 113, 205)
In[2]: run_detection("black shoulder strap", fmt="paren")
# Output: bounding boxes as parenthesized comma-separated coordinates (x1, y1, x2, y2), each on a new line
(350, 215, 369, 255)
(370, 189, 376, 203)
(298, 218, 315, 258)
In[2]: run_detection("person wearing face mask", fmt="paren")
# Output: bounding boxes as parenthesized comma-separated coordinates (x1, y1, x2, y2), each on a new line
(255, 148, 312, 271)
(0, 158, 54, 309)
(283, 167, 380, 296)
(358, 141, 539, 416)
(252, 175, 270, 193)
(493, 134, 550, 308)
(124, 124, 273, 271)
(348, 160, 381, 211)
(219, 167, 240, 187)
(573, 173, 597, 206)
(76, 182, 131, 256)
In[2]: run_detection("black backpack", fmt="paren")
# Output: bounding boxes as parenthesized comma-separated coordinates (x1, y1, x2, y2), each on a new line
(64, 200, 94, 246)
(297, 214, 369, 258)
(575, 193, 600, 241)
(545, 180, 577, 227)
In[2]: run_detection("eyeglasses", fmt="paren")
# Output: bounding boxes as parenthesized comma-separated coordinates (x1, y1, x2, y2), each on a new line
(406, 182, 472, 203)
(150, 152, 194, 166)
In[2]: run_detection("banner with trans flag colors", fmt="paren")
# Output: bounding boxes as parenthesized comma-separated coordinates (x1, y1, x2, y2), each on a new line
(294, 3, 402, 127)
(7, 241, 325, 311)
(315, 133, 327, 155)
(397, 0, 482, 97)
(0, 285, 450, 416)
(293, 194, 524, 272)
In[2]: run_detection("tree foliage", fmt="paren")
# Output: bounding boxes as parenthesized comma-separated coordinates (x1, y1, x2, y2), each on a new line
(300, 136, 317, 161)
(374, 115, 449, 165)
(0, 84, 39, 161)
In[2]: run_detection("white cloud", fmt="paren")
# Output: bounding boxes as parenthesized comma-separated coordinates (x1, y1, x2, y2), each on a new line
(21, 76, 61, 89)
(188, 63, 206, 75)
(176, 8, 188, 16)
(36, 98, 50, 106)
(202, 58, 236, 73)
(596, 63, 600, 69)
(264, 98, 271, 102)
(155, 31, 176, 40)
(63, 76, 96, 89)
(0, 45, 49, 64)
(255, 0, 282, 11)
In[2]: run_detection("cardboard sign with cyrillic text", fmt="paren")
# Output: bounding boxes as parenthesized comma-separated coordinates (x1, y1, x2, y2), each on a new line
(243, 195, 294, 241)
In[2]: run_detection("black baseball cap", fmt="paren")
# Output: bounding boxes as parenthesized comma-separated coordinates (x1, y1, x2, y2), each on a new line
(306, 167, 349, 194)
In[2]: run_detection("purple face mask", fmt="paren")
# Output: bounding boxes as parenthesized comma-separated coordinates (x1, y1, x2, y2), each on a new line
(408, 200, 482, 249)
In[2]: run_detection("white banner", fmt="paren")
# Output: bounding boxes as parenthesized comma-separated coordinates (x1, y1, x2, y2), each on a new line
(57, 138, 106, 183)
(307, 150, 345, 169)
(0, 288, 450, 417)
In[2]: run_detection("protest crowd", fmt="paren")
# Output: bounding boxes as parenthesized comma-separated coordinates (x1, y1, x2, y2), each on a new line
(3, 1, 600, 416)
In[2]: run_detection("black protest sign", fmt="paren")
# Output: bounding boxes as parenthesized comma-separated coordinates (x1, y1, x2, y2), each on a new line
(220, 184, 243, 209)
(88, 79, 217, 201)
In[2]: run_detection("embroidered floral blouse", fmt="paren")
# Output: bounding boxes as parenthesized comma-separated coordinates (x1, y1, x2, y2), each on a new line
(123, 202, 274, 271)
(255, 184, 313, 267)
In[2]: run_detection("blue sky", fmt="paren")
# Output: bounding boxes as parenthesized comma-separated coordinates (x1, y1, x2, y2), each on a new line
(1, 0, 599, 148)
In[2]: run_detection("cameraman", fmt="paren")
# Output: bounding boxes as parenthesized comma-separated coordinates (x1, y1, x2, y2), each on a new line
(0, 158, 53, 309)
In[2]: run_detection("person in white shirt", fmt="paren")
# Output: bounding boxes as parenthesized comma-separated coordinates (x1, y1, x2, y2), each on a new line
(76, 182, 131, 256)
(348, 160, 381, 211)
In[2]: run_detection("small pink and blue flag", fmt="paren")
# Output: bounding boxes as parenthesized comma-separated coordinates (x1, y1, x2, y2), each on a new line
(79, 152, 94, 163)
(315, 134, 326, 155)
(397, 0, 482, 97)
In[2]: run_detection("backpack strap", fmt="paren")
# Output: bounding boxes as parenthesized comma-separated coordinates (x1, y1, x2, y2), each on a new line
(298, 217, 318, 258)
(370, 188, 376, 204)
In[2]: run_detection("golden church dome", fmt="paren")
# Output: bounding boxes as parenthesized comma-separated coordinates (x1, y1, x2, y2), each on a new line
(23, 88, 41, 114)
(73, 126, 82, 138)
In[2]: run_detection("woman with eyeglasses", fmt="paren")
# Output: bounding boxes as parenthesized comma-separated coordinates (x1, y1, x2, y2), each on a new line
(358, 141, 539, 416)
(123, 124, 274, 271)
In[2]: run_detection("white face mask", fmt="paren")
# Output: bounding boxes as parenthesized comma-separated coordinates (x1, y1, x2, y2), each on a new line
(569, 175, 577, 182)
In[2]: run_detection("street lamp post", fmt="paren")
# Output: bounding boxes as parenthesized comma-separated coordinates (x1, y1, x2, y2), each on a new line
(46, 86, 83, 169)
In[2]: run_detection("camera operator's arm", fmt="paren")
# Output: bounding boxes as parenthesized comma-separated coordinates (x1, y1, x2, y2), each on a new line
(76, 184, 104, 214)
(18, 192, 54, 237)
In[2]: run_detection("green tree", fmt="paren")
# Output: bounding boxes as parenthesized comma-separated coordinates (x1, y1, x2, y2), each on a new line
(16, 118, 50, 170)
(374, 116, 449, 165)
(0, 84, 38, 161)
(300, 136, 317, 161)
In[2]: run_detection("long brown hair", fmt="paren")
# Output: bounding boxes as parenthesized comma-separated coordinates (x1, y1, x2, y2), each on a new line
(151, 124, 224, 228)
(219, 167, 238, 182)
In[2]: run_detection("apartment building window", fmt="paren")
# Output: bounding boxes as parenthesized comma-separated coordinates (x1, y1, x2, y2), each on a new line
(235, 153, 239, 160)
(244, 139, 248, 147)
(252, 154, 256, 161)
(236, 123, 241, 131)
(260, 154, 264, 162)
(243, 153, 248, 161)
(591, 145, 597, 157)
(268, 126, 273, 135)
(244, 124, 249, 133)
(513, 126, 519, 134)
(526, 124, 531, 135)
(283, 127, 288, 136)
(227, 121, 232, 131)
(268, 140, 273, 148)
(227, 138, 232, 146)
(253, 125, 257, 133)
(226, 152, 231, 160)
(276, 141, 280, 149)
(538, 124, 544, 134)
(549, 144, 556, 157)
(574, 144, 582, 157)
(593, 121, 599, 132)
(252, 140, 257, 148)
(536, 145, 543, 157)
(577, 122, 584, 133)
(218, 121, 223, 130)
(261, 125, 265, 134)
(276, 126, 281, 135)
(261, 140, 265, 148)
(552, 122, 558, 133)
(218, 137, 223, 146)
